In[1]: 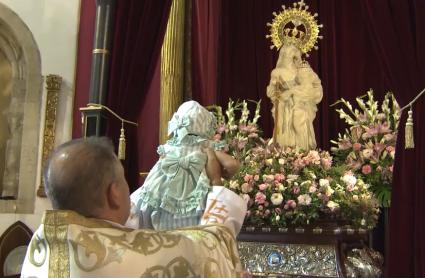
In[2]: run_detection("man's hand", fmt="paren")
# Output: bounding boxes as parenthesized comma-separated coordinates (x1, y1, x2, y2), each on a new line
(203, 148, 223, 186)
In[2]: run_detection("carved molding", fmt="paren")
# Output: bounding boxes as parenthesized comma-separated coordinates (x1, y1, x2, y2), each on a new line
(37, 75, 62, 197)
(0, 2, 42, 213)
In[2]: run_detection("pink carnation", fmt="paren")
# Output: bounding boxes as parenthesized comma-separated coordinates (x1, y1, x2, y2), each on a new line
(362, 164, 372, 175)
(352, 143, 362, 151)
(255, 192, 266, 204)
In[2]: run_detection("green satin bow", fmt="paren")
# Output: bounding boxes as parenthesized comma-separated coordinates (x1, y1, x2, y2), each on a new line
(161, 151, 207, 182)
(167, 113, 191, 142)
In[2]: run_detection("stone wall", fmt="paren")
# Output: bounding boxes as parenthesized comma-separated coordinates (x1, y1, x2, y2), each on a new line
(0, 0, 80, 234)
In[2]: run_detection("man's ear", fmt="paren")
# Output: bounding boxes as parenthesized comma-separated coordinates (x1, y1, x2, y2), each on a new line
(106, 182, 121, 209)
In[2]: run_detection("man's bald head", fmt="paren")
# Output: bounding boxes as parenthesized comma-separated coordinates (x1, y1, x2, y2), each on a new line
(44, 137, 121, 217)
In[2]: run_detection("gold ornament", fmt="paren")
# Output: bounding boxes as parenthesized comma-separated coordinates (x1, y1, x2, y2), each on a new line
(266, 0, 323, 55)
(405, 107, 414, 149)
(118, 122, 126, 160)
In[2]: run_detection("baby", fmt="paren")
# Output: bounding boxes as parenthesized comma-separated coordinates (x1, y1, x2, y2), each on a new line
(130, 100, 240, 230)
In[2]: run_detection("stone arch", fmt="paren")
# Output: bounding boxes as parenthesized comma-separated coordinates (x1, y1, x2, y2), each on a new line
(0, 2, 42, 212)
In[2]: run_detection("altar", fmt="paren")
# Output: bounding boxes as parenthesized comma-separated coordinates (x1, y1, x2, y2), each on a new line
(237, 224, 382, 277)
(213, 1, 389, 276)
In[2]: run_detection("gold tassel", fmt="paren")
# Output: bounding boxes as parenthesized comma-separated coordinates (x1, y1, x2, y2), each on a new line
(118, 122, 126, 160)
(405, 107, 414, 149)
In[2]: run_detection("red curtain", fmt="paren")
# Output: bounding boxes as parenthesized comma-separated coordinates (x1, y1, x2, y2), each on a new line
(72, 0, 96, 138)
(106, 0, 172, 190)
(191, 0, 221, 105)
(361, 1, 425, 277)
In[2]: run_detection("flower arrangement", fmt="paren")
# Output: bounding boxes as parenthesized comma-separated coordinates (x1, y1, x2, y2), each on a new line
(227, 143, 379, 228)
(211, 99, 380, 229)
(331, 90, 400, 207)
(209, 99, 262, 160)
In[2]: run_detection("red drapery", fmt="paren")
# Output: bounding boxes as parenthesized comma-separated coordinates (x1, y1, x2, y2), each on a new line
(106, 0, 172, 190)
(361, 1, 425, 277)
(191, 0, 221, 105)
(72, 0, 96, 138)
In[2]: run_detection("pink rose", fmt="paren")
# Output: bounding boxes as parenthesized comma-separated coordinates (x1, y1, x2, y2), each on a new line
(274, 173, 285, 182)
(362, 164, 372, 175)
(389, 165, 394, 172)
(353, 143, 362, 151)
(244, 174, 253, 182)
(255, 192, 266, 204)
(259, 183, 269, 191)
(254, 175, 260, 181)
(293, 186, 300, 194)
(286, 200, 297, 209)
(309, 185, 317, 193)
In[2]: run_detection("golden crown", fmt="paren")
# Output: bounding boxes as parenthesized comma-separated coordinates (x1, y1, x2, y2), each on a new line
(266, 0, 323, 56)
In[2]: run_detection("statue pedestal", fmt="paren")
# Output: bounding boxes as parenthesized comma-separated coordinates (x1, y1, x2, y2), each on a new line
(237, 223, 382, 277)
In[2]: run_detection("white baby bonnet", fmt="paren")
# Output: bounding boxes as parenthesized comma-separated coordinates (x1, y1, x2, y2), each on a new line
(167, 100, 217, 142)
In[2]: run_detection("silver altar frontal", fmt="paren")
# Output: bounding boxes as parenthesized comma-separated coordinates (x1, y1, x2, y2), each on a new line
(238, 241, 338, 277)
(237, 225, 383, 277)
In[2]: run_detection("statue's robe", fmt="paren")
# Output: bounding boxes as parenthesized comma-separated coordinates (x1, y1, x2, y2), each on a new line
(21, 187, 246, 278)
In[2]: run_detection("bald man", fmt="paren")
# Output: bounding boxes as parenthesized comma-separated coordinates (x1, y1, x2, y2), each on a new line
(21, 137, 245, 278)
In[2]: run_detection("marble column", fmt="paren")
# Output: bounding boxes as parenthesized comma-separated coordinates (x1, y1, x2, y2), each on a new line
(82, 0, 115, 137)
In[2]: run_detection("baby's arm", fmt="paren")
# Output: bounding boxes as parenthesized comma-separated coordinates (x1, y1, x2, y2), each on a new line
(204, 148, 223, 186)
(214, 150, 240, 179)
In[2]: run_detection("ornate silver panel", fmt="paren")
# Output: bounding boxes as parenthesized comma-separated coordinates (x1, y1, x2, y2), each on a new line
(238, 241, 338, 277)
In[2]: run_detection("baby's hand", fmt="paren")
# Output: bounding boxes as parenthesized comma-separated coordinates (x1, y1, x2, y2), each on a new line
(203, 148, 223, 186)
